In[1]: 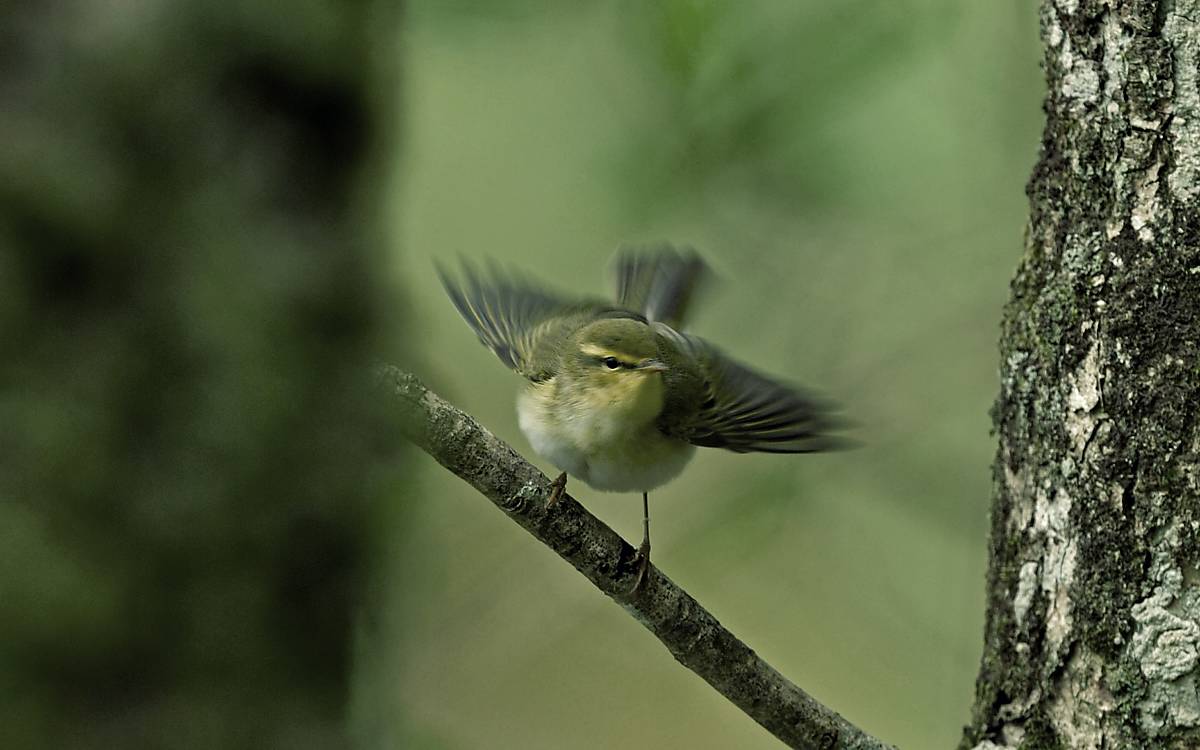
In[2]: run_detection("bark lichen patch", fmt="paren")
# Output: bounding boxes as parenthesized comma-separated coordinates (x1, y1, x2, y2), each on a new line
(971, 741, 1013, 750)
(1109, 122, 1168, 244)
(1005, 454, 1035, 533)
(1002, 719, 1027, 746)
(1036, 488, 1079, 659)
(1016, 560, 1042, 627)
(1130, 160, 1162, 243)
(1066, 340, 1102, 455)
(1063, 60, 1102, 106)
(1047, 647, 1115, 750)
(501, 479, 542, 514)
(1162, 0, 1200, 202)
(1130, 523, 1200, 736)
(1100, 10, 1128, 106)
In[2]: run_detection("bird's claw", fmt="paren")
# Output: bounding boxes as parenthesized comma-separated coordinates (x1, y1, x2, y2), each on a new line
(546, 472, 568, 508)
(630, 539, 651, 596)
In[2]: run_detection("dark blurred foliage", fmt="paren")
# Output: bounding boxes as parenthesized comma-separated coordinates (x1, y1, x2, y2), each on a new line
(0, 1, 404, 748)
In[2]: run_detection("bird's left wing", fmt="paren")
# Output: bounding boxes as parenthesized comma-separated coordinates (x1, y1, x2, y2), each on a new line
(657, 327, 845, 454)
(439, 261, 635, 382)
(613, 244, 708, 329)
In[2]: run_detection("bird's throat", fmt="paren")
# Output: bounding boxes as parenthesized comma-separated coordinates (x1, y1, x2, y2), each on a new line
(517, 372, 690, 493)
(585, 372, 664, 428)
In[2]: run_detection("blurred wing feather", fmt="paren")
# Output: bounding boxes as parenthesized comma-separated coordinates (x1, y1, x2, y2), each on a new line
(662, 330, 843, 453)
(439, 261, 627, 381)
(614, 244, 708, 329)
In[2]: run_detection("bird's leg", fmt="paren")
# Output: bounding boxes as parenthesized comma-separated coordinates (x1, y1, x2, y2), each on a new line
(546, 472, 568, 508)
(631, 491, 651, 594)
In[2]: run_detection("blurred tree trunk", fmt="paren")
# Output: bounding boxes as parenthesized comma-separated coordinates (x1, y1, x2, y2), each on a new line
(963, 2, 1200, 749)
(1, 2, 402, 749)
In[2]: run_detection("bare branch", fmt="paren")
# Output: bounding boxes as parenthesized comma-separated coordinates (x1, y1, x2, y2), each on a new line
(378, 366, 893, 750)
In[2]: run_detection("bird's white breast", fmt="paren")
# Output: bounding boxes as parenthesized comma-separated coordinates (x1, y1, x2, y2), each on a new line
(516, 376, 695, 493)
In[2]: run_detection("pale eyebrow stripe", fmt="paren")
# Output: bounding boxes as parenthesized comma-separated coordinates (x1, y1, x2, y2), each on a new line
(579, 343, 631, 361)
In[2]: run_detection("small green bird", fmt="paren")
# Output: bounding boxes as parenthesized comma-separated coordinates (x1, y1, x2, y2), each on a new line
(440, 246, 841, 591)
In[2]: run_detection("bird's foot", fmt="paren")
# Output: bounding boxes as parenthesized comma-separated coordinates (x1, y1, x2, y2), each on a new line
(546, 472, 568, 508)
(630, 539, 651, 596)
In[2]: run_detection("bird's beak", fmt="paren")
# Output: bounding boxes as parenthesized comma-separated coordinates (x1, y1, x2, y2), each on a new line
(637, 358, 669, 373)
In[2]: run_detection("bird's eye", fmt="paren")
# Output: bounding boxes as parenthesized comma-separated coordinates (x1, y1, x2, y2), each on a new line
(602, 357, 621, 370)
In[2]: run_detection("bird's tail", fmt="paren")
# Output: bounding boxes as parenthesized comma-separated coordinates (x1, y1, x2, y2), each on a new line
(613, 244, 709, 329)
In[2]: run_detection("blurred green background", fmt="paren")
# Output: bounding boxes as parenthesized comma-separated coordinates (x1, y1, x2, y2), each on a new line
(2, 0, 1043, 748)
(2, 1, 403, 748)
(390, 1, 1043, 749)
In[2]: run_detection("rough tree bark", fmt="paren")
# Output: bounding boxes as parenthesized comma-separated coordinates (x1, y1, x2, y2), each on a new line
(963, 2, 1200, 749)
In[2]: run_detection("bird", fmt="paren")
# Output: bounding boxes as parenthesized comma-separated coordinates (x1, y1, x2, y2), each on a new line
(439, 245, 842, 593)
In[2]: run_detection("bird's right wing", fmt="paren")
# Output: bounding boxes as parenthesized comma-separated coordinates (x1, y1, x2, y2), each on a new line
(439, 261, 635, 382)
(658, 328, 845, 454)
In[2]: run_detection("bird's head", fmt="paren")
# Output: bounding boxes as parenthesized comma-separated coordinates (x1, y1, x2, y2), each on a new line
(562, 317, 669, 413)
(567, 317, 668, 375)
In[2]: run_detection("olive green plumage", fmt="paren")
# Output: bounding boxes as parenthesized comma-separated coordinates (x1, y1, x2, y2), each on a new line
(439, 245, 841, 495)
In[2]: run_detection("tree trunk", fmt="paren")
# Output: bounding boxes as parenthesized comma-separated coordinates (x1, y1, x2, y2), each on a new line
(963, 1, 1200, 748)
